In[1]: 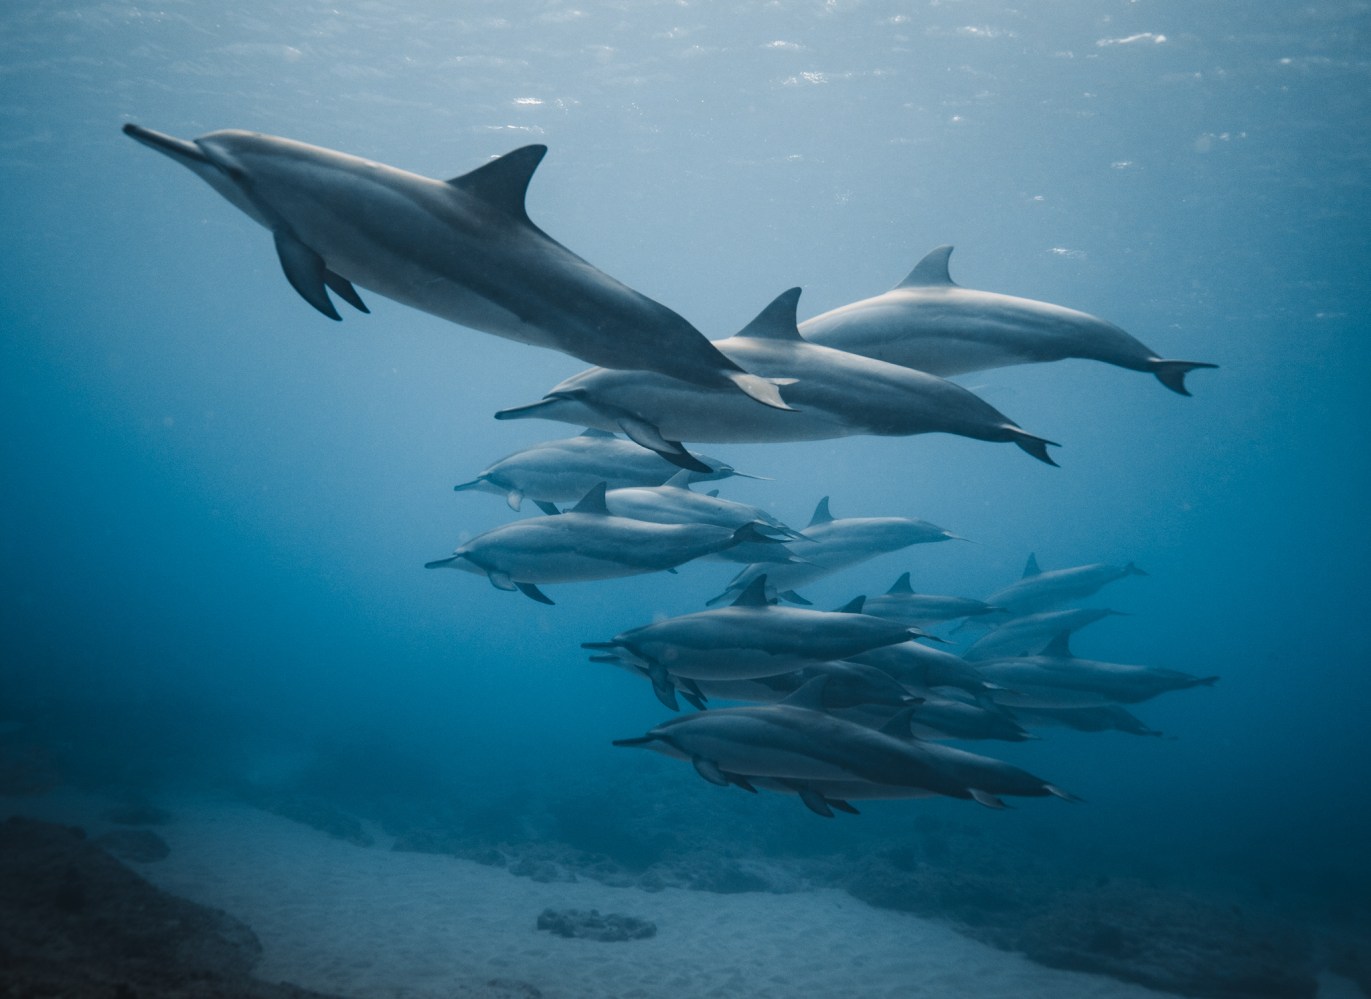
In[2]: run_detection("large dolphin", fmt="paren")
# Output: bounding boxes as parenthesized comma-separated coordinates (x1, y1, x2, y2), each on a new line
(495, 288, 1059, 472)
(975, 631, 1219, 705)
(121, 124, 787, 408)
(583, 576, 920, 708)
(423, 484, 777, 603)
(799, 245, 1217, 395)
(707, 497, 958, 606)
(454, 429, 761, 514)
(858, 572, 1001, 628)
(613, 679, 1077, 815)
(983, 553, 1149, 618)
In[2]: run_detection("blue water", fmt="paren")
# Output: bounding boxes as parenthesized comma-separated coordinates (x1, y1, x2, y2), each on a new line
(3, 0, 1369, 985)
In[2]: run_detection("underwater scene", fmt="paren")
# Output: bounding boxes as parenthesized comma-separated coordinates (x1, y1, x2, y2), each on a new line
(2, 1, 1369, 996)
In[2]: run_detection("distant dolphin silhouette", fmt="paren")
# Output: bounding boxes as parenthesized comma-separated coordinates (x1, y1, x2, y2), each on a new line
(121, 124, 788, 408)
(800, 245, 1217, 395)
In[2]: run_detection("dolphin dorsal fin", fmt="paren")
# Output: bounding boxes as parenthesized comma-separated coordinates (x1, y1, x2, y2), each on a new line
(448, 145, 548, 224)
(733, 288, 804, 341)
(878, 707, 918, 739)
(1022, 553, 1041, 578)
(895, 245, 956, 289)
(663, 469, 694, 489)
(888, 572, 914, 595)
(570, 482, 610, 515)
(807, 497, 834, 528)
(837, 595, 866, 614)
(706, 489, 720, 498)
(779, 674, 829, 711)
(732, 575, 772, 608)
(579, 427, 615, 438)
(1040, 629, 1074, 659)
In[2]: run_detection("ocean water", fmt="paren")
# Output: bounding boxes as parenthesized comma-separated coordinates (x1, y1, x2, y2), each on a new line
(2, 0, 1369, 992)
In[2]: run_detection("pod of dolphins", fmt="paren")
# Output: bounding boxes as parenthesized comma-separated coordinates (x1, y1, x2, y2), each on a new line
(124, 125, 1220, 816)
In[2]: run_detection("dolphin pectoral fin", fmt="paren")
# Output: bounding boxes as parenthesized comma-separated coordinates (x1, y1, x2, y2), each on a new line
(515, 581, 554, 604)
(533, 500, 561, 515)
(647, 663, 680, 712)
(1151, 359, 1218, 396)
(614, 417, 713, 474)
(322, 270, 369, 313)
(1006, 428, 1060, 467)
(273, 228, 341, 321)
(726, 774, 758, 794)
(969, 789, 1010, 809)
(779, 589, 812, 606)
(505, 489, 524, 512)
(487, 570, 518, 592)
(797, 787, 835, 818)
(725, 372, 797, 412)
(691, 756, 730, 787)
(829, 798, 860, 815)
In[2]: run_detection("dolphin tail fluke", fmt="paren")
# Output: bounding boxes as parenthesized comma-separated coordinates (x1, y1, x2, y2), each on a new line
(1151, 359, 1218, 396)
(1006, 429, 1060, 466)
(726, 372, 796, 411)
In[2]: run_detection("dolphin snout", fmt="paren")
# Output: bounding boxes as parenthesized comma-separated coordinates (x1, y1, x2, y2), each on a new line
(122, 123, 212, 166)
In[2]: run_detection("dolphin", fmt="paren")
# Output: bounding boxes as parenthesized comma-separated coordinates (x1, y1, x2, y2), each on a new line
(962, 607, 1124, 662)
(846, 640, 998, 696)
(423, 483, 777, 603)
(858, 572, 1001, 628)
(613, 678, 1076, 815)
(604, 660, 919, 714)
(1004, 703, 1163, 737)
(453, 429, 761, 514)
(583, 576, 921, 708)
(707, 497, 958, 606)
(839, 694, 1033, 743)
(799, 245, 1217, 395)
(121, 124, 788, 408)
(983, 554, 1148, 618)
(604, 472, 808, 559)
(975, 631, 1219, 705)
(495, 288, 1060, 473)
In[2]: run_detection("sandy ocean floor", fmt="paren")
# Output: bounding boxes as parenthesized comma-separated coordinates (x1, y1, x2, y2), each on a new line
(3, 790, 1362, 999)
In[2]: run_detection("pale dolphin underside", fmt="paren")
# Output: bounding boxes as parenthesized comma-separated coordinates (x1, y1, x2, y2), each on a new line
(121, 124, 787, 408)
(800, 245, 1217, 395)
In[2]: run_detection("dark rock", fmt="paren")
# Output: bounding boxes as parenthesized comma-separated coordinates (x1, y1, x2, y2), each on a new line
(0, 815, 347, 999)
(535, 908, 656, 942)
(95, 828, 171, 863)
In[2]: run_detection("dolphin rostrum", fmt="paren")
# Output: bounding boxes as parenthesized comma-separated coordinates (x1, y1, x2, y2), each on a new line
(495, 288, 1059, 472)
(800, 245, 1217, 395)
(121, 124, 787, 408)
(423, 483, 779, 603)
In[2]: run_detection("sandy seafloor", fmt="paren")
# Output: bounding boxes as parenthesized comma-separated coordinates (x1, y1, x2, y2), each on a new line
(4, 788, 1363, 999)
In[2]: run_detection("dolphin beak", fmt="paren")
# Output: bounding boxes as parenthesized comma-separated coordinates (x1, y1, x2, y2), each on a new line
(123, 123, 213, 166)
